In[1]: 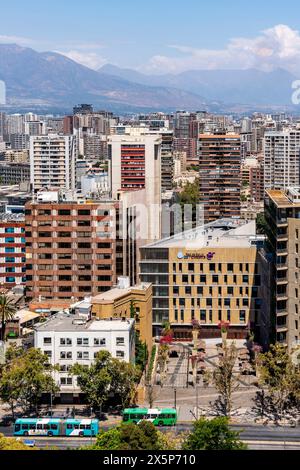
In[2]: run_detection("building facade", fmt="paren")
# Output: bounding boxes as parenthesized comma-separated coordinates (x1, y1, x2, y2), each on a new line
(198, 134, 241, 223)
(25, 196, 118, 301)
(30, 135, 77, 192)
(91, 279, 153, 352)
(264, 130, 300, 191)
(265, 188, 300, 350)
(34, 314, 135, 400)
(0, 214, 26, 289)
(140, 219, 270, 348)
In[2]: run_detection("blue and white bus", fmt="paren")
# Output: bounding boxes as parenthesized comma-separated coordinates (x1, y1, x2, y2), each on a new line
(14, 418, 99, 437)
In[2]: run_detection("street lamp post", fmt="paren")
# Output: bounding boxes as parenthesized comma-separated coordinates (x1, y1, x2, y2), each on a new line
(186, 351, 190, 388)
(174, 388, 177, 410)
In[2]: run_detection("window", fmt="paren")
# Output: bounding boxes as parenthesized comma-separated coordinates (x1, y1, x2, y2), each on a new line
(116, 351, 125, 358)
(188, 263, 194, 272)
(240, 311, 246, 323)
(60, 338, 72, 346)
(227, 311, 231, 322)
(60, 352, 72, 360)
(212, 275, 219, 284)
(77, 338, 89, 346)
(197, 286, 203, 295)
(116, 337, 125, 346)
(43, 337, 52, 345)
(94, 338, 106, 346)
(182, 275, 189, 283)
(44, 351, 52, 359)
(227, 264, 234, 273)
(185, 286, 192, 295)
(243, 275, 249, 283)
(200, 275, 206, 283)
(210, 263, 216, 273)
(200, 310, 206, 322)
(243, 299, 249, 307)
(173, 286, 179, 296)
(225, 299, 231, 307)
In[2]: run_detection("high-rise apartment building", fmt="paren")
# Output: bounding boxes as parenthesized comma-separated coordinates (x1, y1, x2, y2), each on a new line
(265, 187, 300, 350)
(30, 135, 77, 192)
(198, 134, 241, 223)
(25, 194, 118, 302)
(108, 134, 162, 241)
(0, 214, 26, 289)
(264, 130, 300, 191)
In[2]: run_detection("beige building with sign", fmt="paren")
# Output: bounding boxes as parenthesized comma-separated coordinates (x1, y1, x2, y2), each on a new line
(140, 219, 271, 348)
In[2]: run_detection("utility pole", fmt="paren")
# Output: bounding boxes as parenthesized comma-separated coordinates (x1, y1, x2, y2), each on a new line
(174, 388, 177, 410)
(196, 386, 199, 420)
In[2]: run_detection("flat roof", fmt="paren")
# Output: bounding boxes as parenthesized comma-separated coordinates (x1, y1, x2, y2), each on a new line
(142, 218, 260, 250)
(266, 188, 300, 208)
(92, 283, 152, 303)
(34, 312, 134, 332)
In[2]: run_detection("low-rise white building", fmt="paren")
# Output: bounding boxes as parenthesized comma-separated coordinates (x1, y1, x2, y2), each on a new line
(34, 313, 135, 400)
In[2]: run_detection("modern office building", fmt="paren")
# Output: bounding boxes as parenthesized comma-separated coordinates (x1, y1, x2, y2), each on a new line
(265, 187, 300, 350)
(0, 213, 26, 289)
(140, 218, 270, 348)
(30, 135, 77, 192)
(34, 313, 135, 400)
(264, 130, 300, 191)
(198, 134, 241, 223)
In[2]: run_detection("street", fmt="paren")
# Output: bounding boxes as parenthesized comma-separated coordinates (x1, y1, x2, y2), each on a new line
(1, 424, 300, 450)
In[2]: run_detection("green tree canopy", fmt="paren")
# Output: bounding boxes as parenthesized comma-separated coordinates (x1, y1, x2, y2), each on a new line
(72, 351, 138, 411)
(0, 347, 59, 415)
(182, 417, 247, 450)
(90, 422, 161, 451)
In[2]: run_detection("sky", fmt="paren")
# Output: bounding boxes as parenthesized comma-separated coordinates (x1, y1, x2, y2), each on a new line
(2, 0, 300, 74)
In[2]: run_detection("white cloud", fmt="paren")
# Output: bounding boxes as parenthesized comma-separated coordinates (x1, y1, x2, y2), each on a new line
(0, 35, 35, 46)
(142, 25, 300, 75)
(58, 50, 108, 70)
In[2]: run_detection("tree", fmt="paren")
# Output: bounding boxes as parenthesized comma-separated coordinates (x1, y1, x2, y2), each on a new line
(109, 358, 139, 409)
(256, 213, 267, 235)
(89, 422, 161, 451)
(182, 417, 247, 450)
(88, 428, 122, 450)
(72, 351, 112, 413)
(145, 383, 157, 408)
(256, 344, 300, 421)
(0, 293, 16, 341)
(72, 351, 139, 412)
(0, 347, 58, 415)
(0, 434, 36, 451)
(210, 342, 239, 417)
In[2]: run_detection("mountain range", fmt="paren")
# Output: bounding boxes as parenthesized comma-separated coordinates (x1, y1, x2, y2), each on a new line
(0, 44, 298, 114)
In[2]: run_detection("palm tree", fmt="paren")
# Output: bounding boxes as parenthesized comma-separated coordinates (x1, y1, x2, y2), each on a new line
(0, 294, 16, 342)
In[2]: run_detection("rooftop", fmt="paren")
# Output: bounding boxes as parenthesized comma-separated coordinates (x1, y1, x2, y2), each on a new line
(92, 282, 152, 304)
(267, 188, 300, 207)
(143, 218, 263, 250)
(34, 312, 134, 332)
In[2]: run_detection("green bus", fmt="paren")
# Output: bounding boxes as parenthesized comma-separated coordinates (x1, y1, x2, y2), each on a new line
(122, 408, 177, 427)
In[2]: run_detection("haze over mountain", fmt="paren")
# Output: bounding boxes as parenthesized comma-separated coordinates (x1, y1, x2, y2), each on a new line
(0, 44, 211, 113)
(99, 64, 297, 107)
(0, 43, 297, 114)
